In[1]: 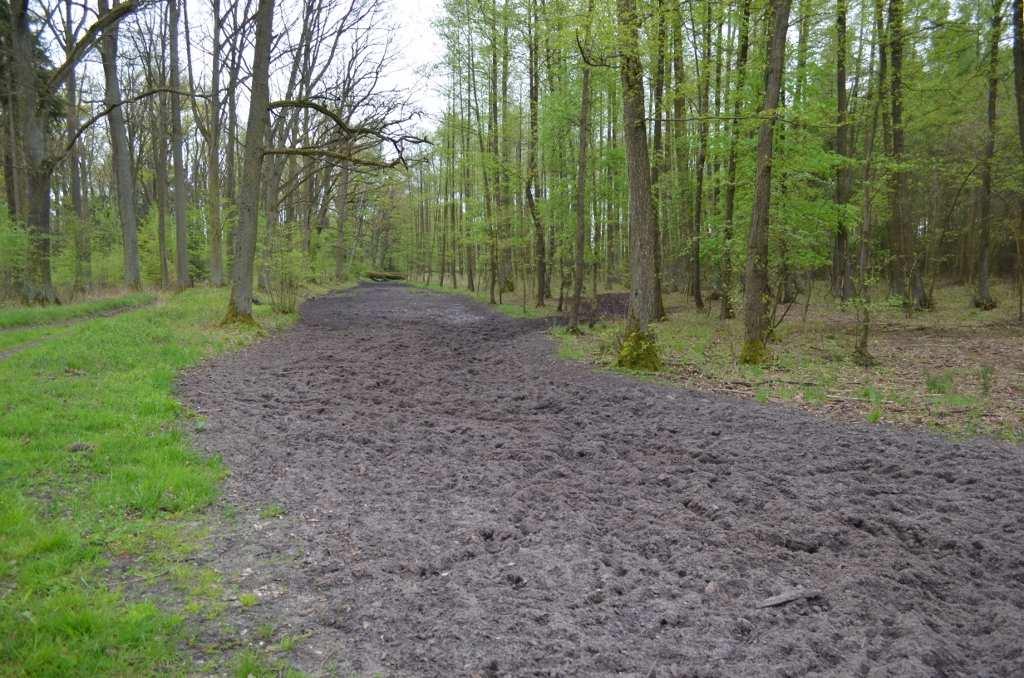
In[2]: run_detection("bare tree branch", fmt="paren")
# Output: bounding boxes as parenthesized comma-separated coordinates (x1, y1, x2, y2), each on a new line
(48, 0, 137, 92)
(53, 87, 208, 166)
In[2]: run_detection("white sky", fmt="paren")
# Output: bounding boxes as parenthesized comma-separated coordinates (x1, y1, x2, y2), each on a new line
(387, 0, 447, 128)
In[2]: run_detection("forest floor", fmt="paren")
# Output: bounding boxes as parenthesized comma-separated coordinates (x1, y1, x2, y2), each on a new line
(418, 279, 1024, 443)
(179, 282, 1023, 676)
(559, 282, 1024, 444)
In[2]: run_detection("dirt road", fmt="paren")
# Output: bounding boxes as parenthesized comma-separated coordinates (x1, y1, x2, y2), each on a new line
(180, 283, 1024, 677)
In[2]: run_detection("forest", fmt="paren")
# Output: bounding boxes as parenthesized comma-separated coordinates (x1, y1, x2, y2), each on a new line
(2, 0, 1024, 675)
(3, 0, 1023, 348)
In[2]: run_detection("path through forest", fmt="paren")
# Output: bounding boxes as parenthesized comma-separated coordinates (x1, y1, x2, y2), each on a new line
(180, 283, 1023, 676)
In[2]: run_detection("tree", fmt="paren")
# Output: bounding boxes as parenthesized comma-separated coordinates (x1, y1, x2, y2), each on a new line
(740, 0, 793, 364)
(570, 0, 594, 330)
(225, 0, 274, 322)
(832, 0, 854, 300)
(526, 0, 545, 307)
(974, 0, 1003, 310)
(1014, 0, 1024, 320)
(691, 0, 711, 311)
(169, 0, 190, 290)
(5, 0, 136, 303)
(720, 0, 751, 320)
(98, 0, 141, 291)
(887, 0, 927, 309)
(616, 0, 660, 334)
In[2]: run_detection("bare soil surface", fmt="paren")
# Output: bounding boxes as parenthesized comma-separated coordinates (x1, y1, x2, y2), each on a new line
(179, 283, 1024, 677)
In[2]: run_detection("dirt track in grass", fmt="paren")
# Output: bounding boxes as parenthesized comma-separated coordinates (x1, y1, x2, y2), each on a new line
(179, 282, 1024, 677)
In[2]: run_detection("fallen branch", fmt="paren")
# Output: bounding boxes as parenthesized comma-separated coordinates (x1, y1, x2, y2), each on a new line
(756, 588, 822, 609)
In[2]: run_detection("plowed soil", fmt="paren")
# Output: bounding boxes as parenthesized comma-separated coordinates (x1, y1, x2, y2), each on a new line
(179, 283, 1024, 677)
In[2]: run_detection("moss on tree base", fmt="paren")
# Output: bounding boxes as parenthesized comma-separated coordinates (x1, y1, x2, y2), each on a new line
(616, 329, 661, 371)
(222, 307, 259, 327)
(739, 339, 770, 365)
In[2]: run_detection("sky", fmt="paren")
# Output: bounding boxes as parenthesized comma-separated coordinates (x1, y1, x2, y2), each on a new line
(387, 0, 447, 128)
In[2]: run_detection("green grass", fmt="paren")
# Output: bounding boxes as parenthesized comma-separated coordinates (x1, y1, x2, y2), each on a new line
(232, 648, 306, 678)
(259, 503, 286, 520)
(925, 371, 956, 395)
(0, 326, 57, 353)
(238, 593, 259, 608)
(0, 291, 156, 330)
(0, 287, 300, 676)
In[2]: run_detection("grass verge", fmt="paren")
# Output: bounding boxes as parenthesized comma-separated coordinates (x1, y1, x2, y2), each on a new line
(0, 287, 303, 676)
(0, 291, 156, 330)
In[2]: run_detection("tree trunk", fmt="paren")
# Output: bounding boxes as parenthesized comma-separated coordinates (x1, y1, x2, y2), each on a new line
(208, 0, 224, 285)
(721, 0, 751, 319)
(692, 0, 712, 311)
(62, 0, 90, 295)
(832, 0, 854, 300)
(1013, 0, 1024, 320)
(226, 0, 274, 322)
(153, 95, 171, 289)
(649, 0, 668, 318)
(671, 6, 690, 297)
(617, 0, 660, 332)
(570, 0, 594, 329)
(741, 0, 792, 363)
(99, 0, 141, 290)
(11, 4, 57, 304)
(334, 162, 351, 280)
(974, 0, 1002, 310)
(64, 69, 90, 293)
(886, 0, 926, 308)
(169, 0, 191, 289)
(526, 0, 546, 307)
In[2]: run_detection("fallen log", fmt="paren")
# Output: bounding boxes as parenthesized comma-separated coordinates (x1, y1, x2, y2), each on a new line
(365, 271, 406, 281)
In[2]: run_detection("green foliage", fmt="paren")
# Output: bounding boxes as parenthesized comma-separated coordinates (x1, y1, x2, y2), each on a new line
(138, 208, 168, 286)
(0, 211, 28, 301)
(616, 329, 661, 371)
(261, 222, 305, 314)
(49, 201, 126, 294)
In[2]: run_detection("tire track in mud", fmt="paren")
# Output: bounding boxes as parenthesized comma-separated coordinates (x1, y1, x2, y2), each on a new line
(180, 282, 1024, 677)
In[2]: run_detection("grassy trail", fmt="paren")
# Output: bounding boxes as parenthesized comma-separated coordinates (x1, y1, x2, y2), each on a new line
(0, 288, 300, 677)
